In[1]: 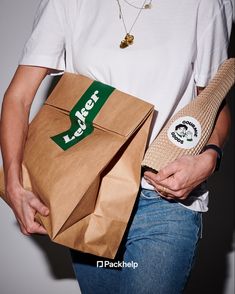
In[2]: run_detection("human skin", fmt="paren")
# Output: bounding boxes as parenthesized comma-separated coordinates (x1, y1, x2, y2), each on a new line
(1, 65, 49, 235)
(0, 65, 231, 235)
(144, 87, 231, 200)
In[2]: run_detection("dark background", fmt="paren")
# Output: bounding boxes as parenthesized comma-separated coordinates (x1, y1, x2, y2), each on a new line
(185, 24, 235, 294)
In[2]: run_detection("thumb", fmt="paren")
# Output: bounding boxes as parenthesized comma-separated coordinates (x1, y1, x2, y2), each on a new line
(29, 196, 49, 216)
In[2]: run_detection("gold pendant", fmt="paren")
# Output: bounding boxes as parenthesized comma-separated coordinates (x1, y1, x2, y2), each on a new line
(144, 3, 152, 9)
(120, 39, 129, 48)
(120, 33, 134, 49)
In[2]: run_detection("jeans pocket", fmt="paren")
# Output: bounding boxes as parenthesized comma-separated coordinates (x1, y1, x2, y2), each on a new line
(176, 203, 203, 235)
(140, 189, 162, 200)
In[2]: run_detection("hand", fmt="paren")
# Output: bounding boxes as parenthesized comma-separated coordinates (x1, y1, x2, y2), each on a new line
(6, 185, 49, 236)
(144, 150, 217, 200)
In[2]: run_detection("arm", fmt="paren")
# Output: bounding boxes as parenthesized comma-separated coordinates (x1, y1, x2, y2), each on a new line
(145, 0, 232, 199)
(144, 87, 231, 200)
(0, 65, 49, 235)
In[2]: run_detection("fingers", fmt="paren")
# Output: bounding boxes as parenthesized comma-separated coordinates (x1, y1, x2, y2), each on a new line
(143, 155, 209, 200)
(33, 222, 48, 235)
(143, 159, 188, 198)
(9, 189, 49, 236)
(21, 195, 48, 235)
(16, 218, 30, 236)
(155, 185, 175, 200)
(145, 161, 178, 182)
(16, 216, 47, 236)
(28, 196, 49, 216)
(154, 183, 189, 200)
(144, 169, 176, 191)
(144, 172, 189, 200)
(24, 221, 48, 235)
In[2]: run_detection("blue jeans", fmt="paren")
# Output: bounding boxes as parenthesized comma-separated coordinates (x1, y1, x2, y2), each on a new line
(70, 188, 202, 294)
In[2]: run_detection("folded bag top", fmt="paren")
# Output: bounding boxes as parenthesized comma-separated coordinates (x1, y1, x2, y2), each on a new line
(46, 73, 153, 139)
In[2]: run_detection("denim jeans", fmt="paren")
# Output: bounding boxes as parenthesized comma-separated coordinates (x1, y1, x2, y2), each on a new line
(70, 188, 202, 294)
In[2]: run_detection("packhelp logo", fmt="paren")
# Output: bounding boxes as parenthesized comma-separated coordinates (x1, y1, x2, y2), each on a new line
(51, 81, 115, 150)
(167, 116, 202, 149)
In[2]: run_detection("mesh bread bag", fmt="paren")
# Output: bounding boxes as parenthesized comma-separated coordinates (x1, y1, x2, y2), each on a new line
(142, 58, 235, 172)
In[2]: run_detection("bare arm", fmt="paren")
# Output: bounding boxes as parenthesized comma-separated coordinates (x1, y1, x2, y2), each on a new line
(144, 87, 231, 200)
(0, 65, 49, 235)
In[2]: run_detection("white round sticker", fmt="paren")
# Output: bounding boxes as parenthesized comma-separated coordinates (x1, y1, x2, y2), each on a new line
(167, 116, 202, 149)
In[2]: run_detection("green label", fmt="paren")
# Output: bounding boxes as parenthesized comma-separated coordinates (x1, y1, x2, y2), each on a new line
(51, 81, 115, 150)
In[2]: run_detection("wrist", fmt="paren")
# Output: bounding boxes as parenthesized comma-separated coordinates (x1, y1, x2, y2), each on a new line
(201, 148, 217, 162)
(198, 151, 217, 176)
(3, 163, 23, 194)
(201, 144, 223, 172)
(6, 181, 24, 198)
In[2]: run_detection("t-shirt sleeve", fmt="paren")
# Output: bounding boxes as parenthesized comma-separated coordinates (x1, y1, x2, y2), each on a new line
(194, 0, 233, 87)
(19, 0, 66, 74)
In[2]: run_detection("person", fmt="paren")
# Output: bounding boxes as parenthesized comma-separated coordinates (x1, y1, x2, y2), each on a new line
(0, 0, 233, 293)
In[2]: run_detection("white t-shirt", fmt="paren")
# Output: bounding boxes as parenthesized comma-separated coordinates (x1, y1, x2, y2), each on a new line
(19, 0, 232, 212)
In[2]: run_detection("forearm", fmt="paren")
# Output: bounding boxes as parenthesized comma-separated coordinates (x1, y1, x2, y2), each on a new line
(0, 65, 48, 195)
(0, 66, 49, 234)
(0, 95, 30, 193)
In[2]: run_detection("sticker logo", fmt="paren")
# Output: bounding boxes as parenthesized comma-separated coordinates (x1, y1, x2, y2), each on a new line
(167, 116, 202, 149)
(51, 81, 115, 150)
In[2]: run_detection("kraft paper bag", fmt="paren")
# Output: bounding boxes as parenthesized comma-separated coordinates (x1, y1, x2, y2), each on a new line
(0, 73, 154, 259)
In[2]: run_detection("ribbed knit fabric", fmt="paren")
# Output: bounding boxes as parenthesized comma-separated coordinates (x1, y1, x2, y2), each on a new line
(142, 58, 235, 172)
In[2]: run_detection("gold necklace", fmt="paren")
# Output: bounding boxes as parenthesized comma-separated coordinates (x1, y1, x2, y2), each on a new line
(116, 0, 149, 48)
(123, 0, 153, 10)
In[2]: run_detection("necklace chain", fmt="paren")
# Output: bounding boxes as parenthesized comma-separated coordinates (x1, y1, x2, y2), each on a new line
(116, 0, 148, 35)
(123, 0, 153, 10)
(116, 0, 149, 48)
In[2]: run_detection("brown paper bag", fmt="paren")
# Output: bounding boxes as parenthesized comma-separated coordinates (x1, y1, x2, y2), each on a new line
(0, 73, 154, 258)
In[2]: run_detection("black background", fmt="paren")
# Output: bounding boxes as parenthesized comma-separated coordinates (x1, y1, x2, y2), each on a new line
(185, 24, 235, 294)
